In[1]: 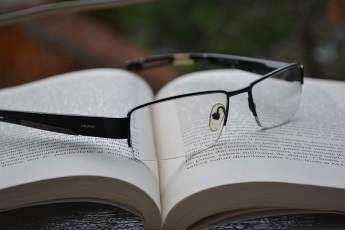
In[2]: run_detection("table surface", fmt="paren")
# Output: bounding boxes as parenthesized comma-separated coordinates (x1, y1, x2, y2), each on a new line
(1, 202, 345, 229)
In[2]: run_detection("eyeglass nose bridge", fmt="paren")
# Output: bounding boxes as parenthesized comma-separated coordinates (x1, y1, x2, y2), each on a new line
(247, 90, 262, 127)
(225, 86, 261, 127)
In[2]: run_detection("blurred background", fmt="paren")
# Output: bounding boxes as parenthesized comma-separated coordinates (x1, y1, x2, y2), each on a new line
(0, 0, 345, 91)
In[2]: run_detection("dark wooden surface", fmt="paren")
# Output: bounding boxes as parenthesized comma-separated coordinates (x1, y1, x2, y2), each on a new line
(1, 203, 345, 229)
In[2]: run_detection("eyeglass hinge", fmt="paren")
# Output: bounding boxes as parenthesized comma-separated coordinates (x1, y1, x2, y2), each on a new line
(173, 53, 194, 66)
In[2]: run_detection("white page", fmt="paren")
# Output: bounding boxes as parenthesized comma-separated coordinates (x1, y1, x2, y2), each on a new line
(154, 70, 345, 222)
(0, 69, 160, 213)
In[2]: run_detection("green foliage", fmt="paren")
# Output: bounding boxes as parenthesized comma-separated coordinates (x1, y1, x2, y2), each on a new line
(93, 0, 344, 80)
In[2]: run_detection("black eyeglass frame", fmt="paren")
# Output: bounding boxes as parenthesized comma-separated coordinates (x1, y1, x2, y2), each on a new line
(0, 53, 304, 150)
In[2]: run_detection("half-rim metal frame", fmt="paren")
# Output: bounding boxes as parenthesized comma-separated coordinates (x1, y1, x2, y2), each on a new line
(127, 62, 304, 148)
(0, 53, 304, 158)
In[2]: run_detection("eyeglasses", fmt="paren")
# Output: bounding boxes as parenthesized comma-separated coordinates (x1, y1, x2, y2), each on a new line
(0, 53, 303, 161)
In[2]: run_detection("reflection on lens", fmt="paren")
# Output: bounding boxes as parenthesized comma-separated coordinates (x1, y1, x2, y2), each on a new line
(252, 65, 302, 128)
(130, 92, 228, 161)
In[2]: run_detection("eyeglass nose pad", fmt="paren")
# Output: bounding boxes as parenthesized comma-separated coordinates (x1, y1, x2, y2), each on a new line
(209, 103, 226, 132)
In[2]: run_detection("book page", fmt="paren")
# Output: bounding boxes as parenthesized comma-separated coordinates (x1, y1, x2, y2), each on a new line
(154, 70, 345, 227)
(0, 69, 160, 227)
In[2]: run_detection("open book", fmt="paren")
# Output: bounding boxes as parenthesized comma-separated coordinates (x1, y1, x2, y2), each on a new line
(1, 68, 345, 229)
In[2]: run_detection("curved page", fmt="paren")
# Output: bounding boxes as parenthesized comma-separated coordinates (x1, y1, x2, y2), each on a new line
(0, 69, 160, 229)
(155, 70, 345, 229)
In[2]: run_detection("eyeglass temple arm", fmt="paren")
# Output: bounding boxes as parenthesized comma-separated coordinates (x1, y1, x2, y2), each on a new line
(0, 109, 129, 139)
(125, 53, 288, 74)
